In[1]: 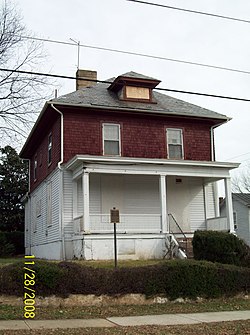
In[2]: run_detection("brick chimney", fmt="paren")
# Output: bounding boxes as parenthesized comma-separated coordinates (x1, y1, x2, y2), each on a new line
(76, 69, 97, 90)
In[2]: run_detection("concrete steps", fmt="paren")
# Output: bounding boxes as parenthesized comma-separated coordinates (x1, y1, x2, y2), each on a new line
(177, 238, 194, 258)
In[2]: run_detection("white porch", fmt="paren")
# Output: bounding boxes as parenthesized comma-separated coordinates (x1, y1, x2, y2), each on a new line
(65, 155, 239, 260)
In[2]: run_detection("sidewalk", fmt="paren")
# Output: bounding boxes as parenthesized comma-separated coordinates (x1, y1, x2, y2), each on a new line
(0, 310, 249, 330)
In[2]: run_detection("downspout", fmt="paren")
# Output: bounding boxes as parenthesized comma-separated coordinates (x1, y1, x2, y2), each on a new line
(210, 120, 230, 219)
(51, 104, 65, 260)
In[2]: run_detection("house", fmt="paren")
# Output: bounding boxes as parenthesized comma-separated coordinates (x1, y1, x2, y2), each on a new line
(220, 193, 250, 246)
(20, 70, 239, 260)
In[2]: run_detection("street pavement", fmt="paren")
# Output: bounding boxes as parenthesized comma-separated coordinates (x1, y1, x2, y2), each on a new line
(0, 310, 249, 330)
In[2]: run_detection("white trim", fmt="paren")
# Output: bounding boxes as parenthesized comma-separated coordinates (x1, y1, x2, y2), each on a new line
(224, 177, 234, 233)
(82, 171, 90, 232)
(159, 175, 168, 233)
(65, 154, 239, 170)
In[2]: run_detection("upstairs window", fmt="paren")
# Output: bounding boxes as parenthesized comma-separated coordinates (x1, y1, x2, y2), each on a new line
(103, 124, 121, 156)
(167, 128, 184, 159)
(34, 155, 38, 181)
(48, 133, 52, 165)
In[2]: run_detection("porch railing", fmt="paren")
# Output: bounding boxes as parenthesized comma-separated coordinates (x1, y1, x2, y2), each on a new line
(206, 216, 228, 231)
(90, 214, 162, 233)
(73, 214, 162, 234)
(168, 213, 188, 253)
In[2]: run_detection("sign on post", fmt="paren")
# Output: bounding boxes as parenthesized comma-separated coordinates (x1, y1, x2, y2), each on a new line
(110, 207, 119, 268)
(110, 207, 120, 223)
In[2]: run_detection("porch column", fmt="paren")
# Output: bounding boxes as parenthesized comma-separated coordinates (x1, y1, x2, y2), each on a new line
(159, 175, 168, 233)
(224, 177, 234, 233)
(82, 171, 90, 232)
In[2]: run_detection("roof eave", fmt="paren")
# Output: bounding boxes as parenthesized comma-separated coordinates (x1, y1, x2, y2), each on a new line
(49, 101, 229, 123)
(19, 102, 49, 158)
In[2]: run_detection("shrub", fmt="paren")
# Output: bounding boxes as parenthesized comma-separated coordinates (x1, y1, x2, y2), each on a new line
(192, 230, 250, 267)
(0, 259, 249, 299)
(0, 232, 15, 257)
(4, 231, 24, 255)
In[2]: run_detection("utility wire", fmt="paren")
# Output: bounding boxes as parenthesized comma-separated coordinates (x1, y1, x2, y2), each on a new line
(19, 35, 250, 76)
(225, 152, 250, 161)
(1, 67, 250, 102)
(126, 0, 250, 24)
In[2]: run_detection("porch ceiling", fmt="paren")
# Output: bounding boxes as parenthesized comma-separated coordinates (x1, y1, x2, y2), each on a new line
(65, 155, 239, 181)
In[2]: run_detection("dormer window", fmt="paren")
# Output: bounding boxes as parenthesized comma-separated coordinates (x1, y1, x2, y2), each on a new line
(125, 86, 150, 101)
(108, 72, 160, 104)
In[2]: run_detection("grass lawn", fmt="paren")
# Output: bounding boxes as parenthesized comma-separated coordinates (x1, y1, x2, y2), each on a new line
(0, 297, 249, 320)
(0, 257, 167, 269)
(0, 257, 24, 267)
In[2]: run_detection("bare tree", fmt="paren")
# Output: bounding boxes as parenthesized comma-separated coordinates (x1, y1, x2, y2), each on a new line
(232, 165, 250, 193)
(0, 0, 53, 144)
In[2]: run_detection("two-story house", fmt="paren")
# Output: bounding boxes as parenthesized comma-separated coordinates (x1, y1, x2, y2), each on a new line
(20, 70, 239, 260)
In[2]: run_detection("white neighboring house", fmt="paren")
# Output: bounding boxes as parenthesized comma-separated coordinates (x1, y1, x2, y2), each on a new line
(220, 193, 250, 246)
(20, 70, 239, 260)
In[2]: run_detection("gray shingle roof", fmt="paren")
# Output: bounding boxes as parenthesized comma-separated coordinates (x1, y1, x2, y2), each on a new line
(117, 71, 159, 81)
(50, 72, 229, 121)
(233, 193, 250, 206)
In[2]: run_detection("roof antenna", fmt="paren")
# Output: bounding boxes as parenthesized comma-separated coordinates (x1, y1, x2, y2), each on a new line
(70, 38, 80, 70)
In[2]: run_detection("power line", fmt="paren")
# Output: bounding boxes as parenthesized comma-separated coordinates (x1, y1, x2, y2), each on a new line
(1, 67, 250, 102)
(225, 152, 250, 161)
(126, 0, 250, 24)
(19, 35, 250, 76)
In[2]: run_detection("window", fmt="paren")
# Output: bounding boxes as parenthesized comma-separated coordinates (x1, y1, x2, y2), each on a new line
(47, 182, 52, 226)
(32, 195, 37, 233)
(34, 155, 38, 181)
(36, 199, 42, 218)
(233, 211, 238, 230)
(48, 133, 52, 165)
(167, 128, 183, 159)
(125, 86, 150, 100)
(103, 124, 120, 156)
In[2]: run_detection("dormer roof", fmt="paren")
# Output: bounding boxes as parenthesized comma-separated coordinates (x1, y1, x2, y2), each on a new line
(108, 71, 161, 93)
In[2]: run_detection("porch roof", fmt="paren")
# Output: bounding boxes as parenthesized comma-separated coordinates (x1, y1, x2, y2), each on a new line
(65, 155, 239, 181)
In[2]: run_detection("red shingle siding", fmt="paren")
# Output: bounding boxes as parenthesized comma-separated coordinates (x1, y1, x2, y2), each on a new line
(63, 109, 212, 162)
(30, 115, 61, 192)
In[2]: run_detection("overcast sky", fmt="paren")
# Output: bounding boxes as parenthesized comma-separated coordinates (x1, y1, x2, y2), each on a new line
(11, 0, 250, 186)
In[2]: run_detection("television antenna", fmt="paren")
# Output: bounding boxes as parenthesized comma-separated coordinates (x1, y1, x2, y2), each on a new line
(70, 38, 80, 69)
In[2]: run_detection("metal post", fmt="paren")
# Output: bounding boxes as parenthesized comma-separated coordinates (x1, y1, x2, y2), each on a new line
(114, 222, 117, 268)
(110, 207, 119, 269)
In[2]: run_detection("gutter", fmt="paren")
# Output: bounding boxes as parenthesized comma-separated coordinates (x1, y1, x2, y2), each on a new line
(210, 119, 230, 162)
(50, 100, 230, 122)
(51, 104, 66, 260)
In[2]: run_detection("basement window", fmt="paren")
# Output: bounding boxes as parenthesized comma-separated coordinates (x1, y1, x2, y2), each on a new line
(167, 128, 184, 159)
(103, 123, 121, 156)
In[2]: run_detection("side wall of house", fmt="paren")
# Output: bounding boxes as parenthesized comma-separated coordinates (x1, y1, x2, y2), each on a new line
(62, 169, 74, 259)
(63, 108, 213, 163)
(25, 168, 62, 259)
(232, 199, 250, 246)
(29, 114, 61, 193)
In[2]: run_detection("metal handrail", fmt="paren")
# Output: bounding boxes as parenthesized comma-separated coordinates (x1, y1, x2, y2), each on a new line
(168, 213, 187, 252)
